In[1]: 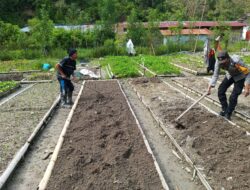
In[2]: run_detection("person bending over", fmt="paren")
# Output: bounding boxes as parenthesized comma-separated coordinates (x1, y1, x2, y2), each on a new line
(207, 51, 250, 120)
(56, 48, 77, 106)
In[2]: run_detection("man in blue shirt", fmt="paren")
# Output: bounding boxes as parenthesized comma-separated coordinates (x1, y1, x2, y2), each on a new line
(56, 48, 77, 106)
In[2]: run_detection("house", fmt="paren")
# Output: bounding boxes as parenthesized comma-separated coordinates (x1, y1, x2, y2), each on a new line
(118, 21, 247, 41)
(160, 28, 213, 44)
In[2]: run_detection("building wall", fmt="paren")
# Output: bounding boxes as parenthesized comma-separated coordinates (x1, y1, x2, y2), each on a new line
(163, 35, 208, 45)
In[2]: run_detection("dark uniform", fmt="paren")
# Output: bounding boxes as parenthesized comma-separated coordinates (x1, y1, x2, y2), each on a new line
(57, 57, 76, 105)
(210, 51, 250, 119)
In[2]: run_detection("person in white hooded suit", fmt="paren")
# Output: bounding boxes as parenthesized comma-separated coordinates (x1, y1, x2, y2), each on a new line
(126, 39, 136, 56)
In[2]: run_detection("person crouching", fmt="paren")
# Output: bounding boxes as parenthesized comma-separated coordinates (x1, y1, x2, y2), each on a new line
(207, 51, 250, 120)
(56, 48, 77, 107)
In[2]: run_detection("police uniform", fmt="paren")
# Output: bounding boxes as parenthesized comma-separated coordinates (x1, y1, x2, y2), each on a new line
(210, 51, 250, 119)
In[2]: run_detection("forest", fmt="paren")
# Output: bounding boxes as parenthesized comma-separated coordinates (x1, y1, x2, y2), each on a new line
(1, 0, 250, 26)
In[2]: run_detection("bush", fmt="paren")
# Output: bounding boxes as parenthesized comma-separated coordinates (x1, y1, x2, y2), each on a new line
(155, 45, 168, 55)
(0, 50, 23, 61)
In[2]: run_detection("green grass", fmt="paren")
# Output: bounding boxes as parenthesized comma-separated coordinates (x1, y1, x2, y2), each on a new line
(99, 55, 181, 78)
(0, 58, 58, 72)
(99, 56, 140, 78)
(227, 41, 249, 52)
(242, 56, 250, 66)
(0, 81, 19, 93)
(134, 55, 181, 75)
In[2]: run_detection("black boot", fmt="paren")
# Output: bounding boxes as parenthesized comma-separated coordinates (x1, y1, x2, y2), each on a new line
(225, 112, 232, 120)
(60, 92, 67, 106)
(67, 91, 74, 105)
(219, 111, 226, 116)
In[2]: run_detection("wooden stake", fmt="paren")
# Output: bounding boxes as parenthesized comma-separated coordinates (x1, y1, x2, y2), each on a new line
(38, 81, 85, 190)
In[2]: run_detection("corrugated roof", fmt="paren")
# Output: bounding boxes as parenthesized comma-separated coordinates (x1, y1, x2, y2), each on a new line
(159, 21, 247, 28)
(160, 28, 213, 36)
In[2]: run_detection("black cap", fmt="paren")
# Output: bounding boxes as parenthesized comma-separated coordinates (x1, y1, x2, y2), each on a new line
(68, 48, 77, 57)
(217, 51, 229, 64)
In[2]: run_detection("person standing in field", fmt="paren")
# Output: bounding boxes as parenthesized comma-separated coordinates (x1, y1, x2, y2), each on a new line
(207, 51, 250, 120)
(207, 48, 216, 73)
(56, 48, 77, 107)
(126, 39, 136, 56)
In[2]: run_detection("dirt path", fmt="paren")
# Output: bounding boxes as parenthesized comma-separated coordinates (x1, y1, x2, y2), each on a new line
(46, 80, 164, 190)
(3, 83, 81, 190)
(128, 77, 250, 190)
(120, 79, 204, 190)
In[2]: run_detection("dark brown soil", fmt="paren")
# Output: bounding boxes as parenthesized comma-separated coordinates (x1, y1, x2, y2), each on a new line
(171, 77, 250, 117)
(129, 78, 250, 190)
(46, 80, 164, 190)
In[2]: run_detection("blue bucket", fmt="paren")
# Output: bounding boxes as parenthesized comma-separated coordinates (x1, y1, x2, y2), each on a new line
(42, 63, 51, 71)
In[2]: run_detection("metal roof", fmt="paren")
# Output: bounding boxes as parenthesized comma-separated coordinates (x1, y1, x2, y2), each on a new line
(160, 28, 213, 36)
(159, 21, 247, 28)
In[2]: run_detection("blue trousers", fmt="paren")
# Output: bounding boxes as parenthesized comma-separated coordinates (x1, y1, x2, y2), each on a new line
(58, 78, 74, 94)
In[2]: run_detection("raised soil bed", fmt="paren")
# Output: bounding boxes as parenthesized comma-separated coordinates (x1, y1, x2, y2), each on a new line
(46, 80, 165, 190)
(129, 77, 250, 190)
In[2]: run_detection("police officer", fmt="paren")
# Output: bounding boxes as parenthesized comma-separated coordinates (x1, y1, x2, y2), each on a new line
(56, 48, 77, 106)
(207, 51, 250, 120)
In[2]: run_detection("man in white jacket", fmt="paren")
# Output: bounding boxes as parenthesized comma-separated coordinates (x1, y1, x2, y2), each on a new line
(207, 51, 250, 120)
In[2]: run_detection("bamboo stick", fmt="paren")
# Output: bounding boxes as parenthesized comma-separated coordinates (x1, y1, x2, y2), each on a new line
(170, 62, 198, 75)
(0, 143, 29, 189)
(0, 84, 35, 107)
(130, 81, 213, 190)
(38, 81, 85, 190)
(139, 64, 157, 76)
(172, 79, 250, 124)
(0, 70, 41, 74)
(118, 80, 169, 190)
(0, 95, 60, 189)
(20, 80, 53, 84)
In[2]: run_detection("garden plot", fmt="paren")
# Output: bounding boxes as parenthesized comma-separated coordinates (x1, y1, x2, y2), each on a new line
(0, 81, 20, 99)
(171, 77, 250, 119)
(0, 82, 59, 176)
(129, 77, 250, 190)
(171, 56, 206, 74)
(45, 80, 165, 190)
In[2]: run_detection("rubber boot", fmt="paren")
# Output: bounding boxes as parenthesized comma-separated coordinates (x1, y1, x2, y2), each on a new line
(60, 92, 67, 106)
(225, 112, 232, 120)
(67, 91, 74, 105)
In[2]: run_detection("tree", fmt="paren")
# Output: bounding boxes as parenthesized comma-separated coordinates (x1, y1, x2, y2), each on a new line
(28, 5, 54, 54)
(127, 9, 146, 46)
(146, 9, 162, 54)
(0, 21, 22, 49)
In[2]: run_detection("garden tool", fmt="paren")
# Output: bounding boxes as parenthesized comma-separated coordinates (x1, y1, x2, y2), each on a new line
(174, 92, 208, 128)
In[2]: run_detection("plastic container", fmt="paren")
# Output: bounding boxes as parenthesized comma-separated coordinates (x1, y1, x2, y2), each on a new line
(42, 63, 51, 71)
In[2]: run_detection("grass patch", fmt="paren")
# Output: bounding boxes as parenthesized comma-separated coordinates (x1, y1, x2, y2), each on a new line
(99, 55, 181, 78)
(0, 58, 58, 72)
(0, 81, 19, 93)
(99, 56, 140, 78)
(134, 55, 181, 75)
(242, 56, 250, 66)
